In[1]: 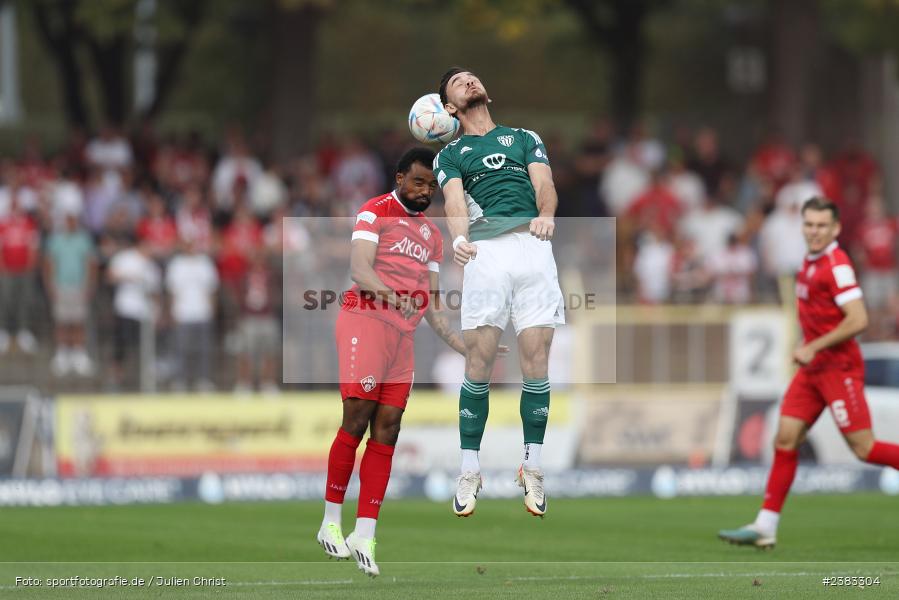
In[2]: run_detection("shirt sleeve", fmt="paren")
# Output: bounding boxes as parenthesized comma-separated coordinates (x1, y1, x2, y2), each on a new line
(521, 129, 550, 166)
(433, 147, 461, 189)
(351, 203, 382, 244)
(428, 227, 444, 273)
(829, 260, 863, 306)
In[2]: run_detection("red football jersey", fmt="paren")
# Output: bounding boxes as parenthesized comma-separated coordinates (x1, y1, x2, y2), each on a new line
(342, 191, 443, 334)
(136, 216, 178, 253)
(857, 218, 897, 271)
(795, 241, 864, 372)
(0, 214, 39, 272)
(218, 219, 263, 284)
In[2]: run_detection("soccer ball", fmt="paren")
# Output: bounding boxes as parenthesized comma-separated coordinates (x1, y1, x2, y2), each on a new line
(408, 93, 460, 144)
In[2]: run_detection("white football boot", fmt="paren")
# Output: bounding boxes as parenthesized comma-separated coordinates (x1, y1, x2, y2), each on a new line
(345, 532, 379, 577)
(718, 523, 777, 549)
(516, 465, 547, 517)
(316, 522, 350, 559)
(453, 471, 483, 517)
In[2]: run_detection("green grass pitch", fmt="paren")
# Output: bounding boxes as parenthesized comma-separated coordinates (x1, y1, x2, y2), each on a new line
(1, 495, 897, 598)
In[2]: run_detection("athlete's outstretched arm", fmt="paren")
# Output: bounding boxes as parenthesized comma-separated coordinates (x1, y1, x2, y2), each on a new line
(443, 177, 477, 266)
(350, 239, 413, 317)
(794, 298, 868, 364)
(443, 178, 469, 239)
(424, 271, 466, 355)
(527, 162, 557, 241)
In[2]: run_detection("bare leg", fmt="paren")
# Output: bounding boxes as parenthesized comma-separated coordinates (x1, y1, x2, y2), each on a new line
(462, 325, 503, 381)
(843, 428, 875, 461)
(516, 326, 554, 379)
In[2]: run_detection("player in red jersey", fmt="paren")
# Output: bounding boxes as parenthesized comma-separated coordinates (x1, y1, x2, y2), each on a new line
(719, 197, 899, 548)
(316, 148, 467, 576)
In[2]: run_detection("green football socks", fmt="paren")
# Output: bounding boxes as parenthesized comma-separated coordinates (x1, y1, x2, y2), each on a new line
(459, 377, 489, 450)
(521, 377, 550, 444)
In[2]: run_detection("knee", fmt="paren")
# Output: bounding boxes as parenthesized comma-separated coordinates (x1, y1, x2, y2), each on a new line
(371, 420, 401, 446)
(773, 432, 801, 451)
(521, 362, 548, 380)
(850, 437, 875, 461)
(341, 415, 369, 439)
(520, 352, 549, 379)
(466, 357, 492, 382)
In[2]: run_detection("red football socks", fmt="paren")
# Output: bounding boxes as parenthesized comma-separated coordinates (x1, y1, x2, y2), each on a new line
(761, 448, 799, 513)
(324, 428, 362, 504)
(357, 439, 395, 519)
(867, 441, 899, 469)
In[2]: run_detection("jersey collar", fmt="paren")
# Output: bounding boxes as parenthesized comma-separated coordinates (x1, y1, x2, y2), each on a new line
(807, 240, 838, 261)
(390, 190, 420, 215)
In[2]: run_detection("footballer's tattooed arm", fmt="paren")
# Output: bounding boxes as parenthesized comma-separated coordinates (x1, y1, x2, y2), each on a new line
(424, 272, 466, 355)
(350, 237, 408, 315)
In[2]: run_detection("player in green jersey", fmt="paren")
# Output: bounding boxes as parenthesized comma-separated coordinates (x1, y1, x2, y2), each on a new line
(434, 67, 565, 518)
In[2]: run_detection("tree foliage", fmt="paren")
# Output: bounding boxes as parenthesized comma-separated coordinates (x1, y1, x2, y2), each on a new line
(28, 0, 207, 128)
(823, 0, 899, 56)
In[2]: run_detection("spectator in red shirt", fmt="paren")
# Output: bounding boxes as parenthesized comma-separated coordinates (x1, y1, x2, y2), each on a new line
(625, 168, 683, 238)
(855, 196, 898, 338)
(234, 247, 280, 395)
(829, 139, 881, 249)
(751, 130, 796, 190)
(136, 188, 178, 263)
(218, 200, 262, 284)
(217, 199, 263, 322)
(0, 191, 41, 354)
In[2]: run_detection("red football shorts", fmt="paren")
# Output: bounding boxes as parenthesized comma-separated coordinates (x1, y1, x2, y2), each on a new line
(335, 310, 414, 409)
(780, 367, 872, 433)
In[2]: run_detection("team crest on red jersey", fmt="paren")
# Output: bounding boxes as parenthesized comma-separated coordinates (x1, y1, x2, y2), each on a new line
(420, 223, 431, 240)
(360, 375, 376, 392)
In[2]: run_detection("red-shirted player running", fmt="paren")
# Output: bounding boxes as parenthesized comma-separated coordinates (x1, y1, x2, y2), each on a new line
(719, 197, 899, 549)
(316, 148, 467, 576)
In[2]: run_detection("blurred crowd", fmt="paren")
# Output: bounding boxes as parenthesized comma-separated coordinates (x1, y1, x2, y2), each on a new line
(549, 120, 897, 339)
(0, 120, 896, 391)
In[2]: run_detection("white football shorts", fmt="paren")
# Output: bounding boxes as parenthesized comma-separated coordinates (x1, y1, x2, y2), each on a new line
(461, 230, 565, 335)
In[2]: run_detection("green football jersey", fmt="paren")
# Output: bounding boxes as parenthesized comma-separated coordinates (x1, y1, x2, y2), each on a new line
(433, 125, 550, 241)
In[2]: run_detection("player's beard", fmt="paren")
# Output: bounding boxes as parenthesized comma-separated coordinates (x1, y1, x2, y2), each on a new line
(399, 193, 431, 213)
(461, 88, 489, 111)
